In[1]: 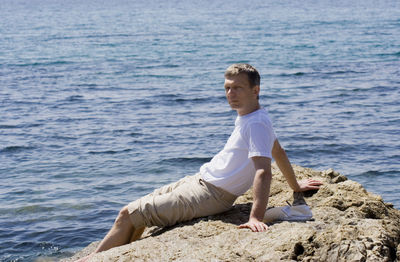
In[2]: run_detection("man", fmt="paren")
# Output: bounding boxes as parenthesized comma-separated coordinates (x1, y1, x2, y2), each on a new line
(77, 63, 322, 261)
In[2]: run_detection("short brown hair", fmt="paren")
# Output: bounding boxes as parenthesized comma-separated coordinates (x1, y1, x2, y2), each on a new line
(224, 63, 260, 87)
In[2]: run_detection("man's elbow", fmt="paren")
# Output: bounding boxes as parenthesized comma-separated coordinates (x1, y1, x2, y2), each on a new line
(272, 140, 286, 159)
(256, 168, 272, 180)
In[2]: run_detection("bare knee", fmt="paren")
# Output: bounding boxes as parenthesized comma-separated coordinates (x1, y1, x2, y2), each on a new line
(114, 206, 132, 227)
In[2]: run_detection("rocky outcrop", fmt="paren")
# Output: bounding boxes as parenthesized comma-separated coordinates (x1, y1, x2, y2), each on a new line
(66, 164, 400, 261)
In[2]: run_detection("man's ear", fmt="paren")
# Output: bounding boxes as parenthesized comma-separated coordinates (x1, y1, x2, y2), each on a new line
(253, 85, 260, 97)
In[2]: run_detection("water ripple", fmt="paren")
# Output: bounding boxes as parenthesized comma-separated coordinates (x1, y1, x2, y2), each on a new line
(1, 0, 399, 261)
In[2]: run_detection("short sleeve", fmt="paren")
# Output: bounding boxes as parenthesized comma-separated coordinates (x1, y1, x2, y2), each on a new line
(246, 122, 276, 159)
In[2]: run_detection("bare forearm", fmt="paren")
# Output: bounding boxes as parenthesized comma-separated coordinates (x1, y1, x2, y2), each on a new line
(249, 169, 272, 221)
(272, 141, 301, 192)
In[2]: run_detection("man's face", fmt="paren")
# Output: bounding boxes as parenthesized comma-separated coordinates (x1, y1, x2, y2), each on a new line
(224, 73, 259, 114)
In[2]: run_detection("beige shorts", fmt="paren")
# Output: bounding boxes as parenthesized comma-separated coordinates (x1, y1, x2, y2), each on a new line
(127, 173, 237, 228)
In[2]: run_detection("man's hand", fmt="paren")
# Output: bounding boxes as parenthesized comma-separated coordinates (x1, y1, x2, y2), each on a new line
(238, 218, 269, 232)
(296, 178, 323, 192)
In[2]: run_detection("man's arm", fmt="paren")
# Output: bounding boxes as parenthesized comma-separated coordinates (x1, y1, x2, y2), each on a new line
(272, 139, 322, 192)
(238, 156, 272, 232)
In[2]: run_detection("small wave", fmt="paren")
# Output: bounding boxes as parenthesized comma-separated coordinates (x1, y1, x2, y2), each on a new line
(47, 33, 132, 41)
(278, 72, 306, 77)
(10, 100, 43, 106)
(174, 97, 212, 104)
(86, 33, 132, 39)
(159, 94, 180, 99)
(359, 170, 397, 179)
(50, 135, 77, 140)
(295, 134, 337, 141)
(350, 85, 398, 94)
(157, 95, 219, 105)
(54, 117, 94, 123)
(11, 60, 73, 67)
(361, 170, 382, 177)
(73, 83, 98, 88)
(134, 74, 183, 79)
(135, 64, 180, 69)
(128, 132, 144, 137)
(131, 140, 158, 145)
(164, 123, 199, 128)
(88, 149, 132, 155)
(277, 70, 364, 77)
(325, 70, 363, 75)
(293, 44, 316, 49)
(66, 95, 85, 101)
(159, 157, 211, 165)
(0, 145, 36, 153)
(377, 51, 400, 57)
(0, 124, 18, 129)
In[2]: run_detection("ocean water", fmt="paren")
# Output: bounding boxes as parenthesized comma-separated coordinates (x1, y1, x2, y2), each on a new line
(0, 0, 399, 261)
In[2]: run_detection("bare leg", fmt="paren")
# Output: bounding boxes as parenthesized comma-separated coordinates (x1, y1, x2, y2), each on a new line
(74, 206, 137, 262)
(94, 206, 135, 252)
(130, 226, 145, 242)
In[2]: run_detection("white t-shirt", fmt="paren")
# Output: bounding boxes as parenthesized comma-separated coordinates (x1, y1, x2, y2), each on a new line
(200, 108, 276, 196)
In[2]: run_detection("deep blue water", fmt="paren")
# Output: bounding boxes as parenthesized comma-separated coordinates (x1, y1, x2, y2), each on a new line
(1, 0, 399, 261)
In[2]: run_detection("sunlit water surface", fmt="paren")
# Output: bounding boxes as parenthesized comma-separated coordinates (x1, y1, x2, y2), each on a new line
(0, 0, 399, 261)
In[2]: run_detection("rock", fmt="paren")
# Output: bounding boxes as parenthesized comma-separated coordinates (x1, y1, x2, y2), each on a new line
(64, 164, 400, 262)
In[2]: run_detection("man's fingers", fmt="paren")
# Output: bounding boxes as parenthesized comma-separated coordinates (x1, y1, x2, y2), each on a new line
(255, 222, 268, 232)
(247, 223, 257, 232)
(307, 179, 323, 185)
(256, 223, 266, 232)
(238, 223, 256, 232)
(260, 222, 268, 232)
(238, 223, 250, 229)
(300, 179, 323, 188)
(238, 222, 268, 232)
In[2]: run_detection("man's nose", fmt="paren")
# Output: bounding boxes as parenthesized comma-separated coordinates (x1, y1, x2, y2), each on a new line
(227, 89, 236, 96)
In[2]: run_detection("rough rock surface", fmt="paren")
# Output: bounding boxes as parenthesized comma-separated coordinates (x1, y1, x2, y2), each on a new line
(66, 164, 400, 262)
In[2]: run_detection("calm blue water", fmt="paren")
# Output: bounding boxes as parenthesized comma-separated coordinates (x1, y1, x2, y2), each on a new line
(1, 0, 399, 261)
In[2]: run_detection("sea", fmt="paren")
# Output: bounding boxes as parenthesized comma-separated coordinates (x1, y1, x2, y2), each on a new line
(0, 0, 399, 261)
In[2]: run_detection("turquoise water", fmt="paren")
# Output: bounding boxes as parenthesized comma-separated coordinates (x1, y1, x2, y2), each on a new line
(1, 0, 399, 261)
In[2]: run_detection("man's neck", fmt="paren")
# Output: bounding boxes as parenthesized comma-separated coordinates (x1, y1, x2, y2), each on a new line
(237, 103, 261, 116)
